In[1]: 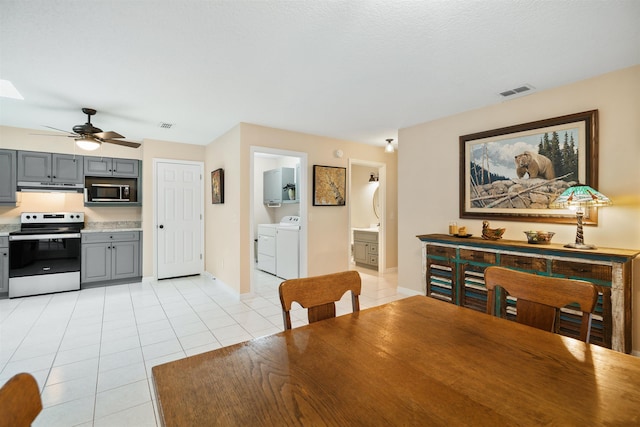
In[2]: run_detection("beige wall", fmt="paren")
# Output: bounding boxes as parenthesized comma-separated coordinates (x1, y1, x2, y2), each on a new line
(203, 125, 242, 291)
(351, 165, 379, 230)
(204, 123, 398, 293)
(398, 65, 640, 352)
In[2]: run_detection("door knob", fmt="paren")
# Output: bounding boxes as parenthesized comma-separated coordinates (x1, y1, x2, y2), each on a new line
(159, 225, 164, 229)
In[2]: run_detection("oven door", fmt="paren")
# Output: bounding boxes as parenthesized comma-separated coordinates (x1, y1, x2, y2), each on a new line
(9, 233, 81, 297)
(9, 233, 81, 277)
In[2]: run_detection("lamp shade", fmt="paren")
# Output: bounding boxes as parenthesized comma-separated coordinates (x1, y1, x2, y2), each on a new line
(75, 137, 101, 151)
(549, 184, 611, 250)
(549, 185, 612, 208)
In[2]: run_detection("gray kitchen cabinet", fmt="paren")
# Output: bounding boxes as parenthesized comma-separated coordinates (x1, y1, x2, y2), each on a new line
(17, 151, 83, 184)
(0, 150, 17, 204)
(263, 167, 296, 205)
(0, 236, 8, 295)
(84, 156, 139, 177)
(81, 231, 141, 285)
(353, 230, 378, 270)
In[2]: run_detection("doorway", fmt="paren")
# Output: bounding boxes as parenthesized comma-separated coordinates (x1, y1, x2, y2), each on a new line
(249, 147, 308, 293)
(348, 159, 386, 274)
(154, 159, 204, 279)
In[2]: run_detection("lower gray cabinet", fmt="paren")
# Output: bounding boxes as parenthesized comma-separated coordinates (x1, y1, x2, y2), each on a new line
(0, 236, 8, 295)
(81, 231, 141, 285)
(353, 230, 378, 270)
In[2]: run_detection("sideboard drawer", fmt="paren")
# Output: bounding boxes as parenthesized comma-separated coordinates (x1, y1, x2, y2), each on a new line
(552, 260, 612, 281)
(500, 254, 546, 272)
(427, 245, 455, 259)
(459, 249, 496, 264)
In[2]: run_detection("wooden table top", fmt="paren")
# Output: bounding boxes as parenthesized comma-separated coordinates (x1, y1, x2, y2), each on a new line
(152, 296, 640, 426)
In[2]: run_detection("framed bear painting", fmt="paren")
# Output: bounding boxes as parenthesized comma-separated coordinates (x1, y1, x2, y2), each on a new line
(459, 110, 598, 224)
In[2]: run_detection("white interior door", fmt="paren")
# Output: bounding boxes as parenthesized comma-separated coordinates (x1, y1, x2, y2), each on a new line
(156, 161, 203, 279)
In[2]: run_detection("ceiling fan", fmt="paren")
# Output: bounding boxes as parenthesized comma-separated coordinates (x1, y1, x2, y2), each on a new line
(42, 108, 141, 150)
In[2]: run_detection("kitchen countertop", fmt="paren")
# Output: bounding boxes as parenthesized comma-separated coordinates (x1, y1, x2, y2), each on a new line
(82, 221, 142, 233)
(0, 225, 19, 236)
(0, 222, 142, 235)
(352, 227, 379, 232)
(82, 228, 143, 233)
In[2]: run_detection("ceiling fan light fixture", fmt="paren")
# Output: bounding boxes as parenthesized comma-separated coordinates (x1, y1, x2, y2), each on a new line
(75, 137, 101, 151)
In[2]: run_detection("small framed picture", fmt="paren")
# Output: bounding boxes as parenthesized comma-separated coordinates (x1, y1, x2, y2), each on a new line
(313, 165, 346, 206)
(211, 168, 224, 204)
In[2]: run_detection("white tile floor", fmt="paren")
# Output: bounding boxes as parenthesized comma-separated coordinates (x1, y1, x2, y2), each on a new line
(0, 267, 409, 426)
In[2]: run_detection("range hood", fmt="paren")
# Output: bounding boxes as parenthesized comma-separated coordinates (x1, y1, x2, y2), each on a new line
(17, 181, 84, 193)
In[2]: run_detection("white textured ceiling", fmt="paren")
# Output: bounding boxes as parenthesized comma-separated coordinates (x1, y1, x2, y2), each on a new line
(1, 0, 639, 148)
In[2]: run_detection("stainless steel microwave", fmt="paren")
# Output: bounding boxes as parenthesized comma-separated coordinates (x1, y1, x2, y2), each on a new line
(89, 183, 130, 202)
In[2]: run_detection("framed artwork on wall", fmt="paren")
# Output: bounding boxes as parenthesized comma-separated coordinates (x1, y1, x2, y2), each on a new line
(211, 168, 224, 204)
(459, 110, 598, 224)
(313, 165, 346, 206)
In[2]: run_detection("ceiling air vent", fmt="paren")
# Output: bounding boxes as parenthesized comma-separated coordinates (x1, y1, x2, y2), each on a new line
(499, 84, 535, 98)
(158, 122, 174, 129)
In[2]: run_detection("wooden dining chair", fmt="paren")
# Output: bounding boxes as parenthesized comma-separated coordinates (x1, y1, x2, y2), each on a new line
(484, 266, 598, 342)
(278, 270, 362, 330)
(0, 372, 42, 427)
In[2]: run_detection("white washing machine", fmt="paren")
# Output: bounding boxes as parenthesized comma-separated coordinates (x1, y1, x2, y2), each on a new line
(276, 216, 300, 280)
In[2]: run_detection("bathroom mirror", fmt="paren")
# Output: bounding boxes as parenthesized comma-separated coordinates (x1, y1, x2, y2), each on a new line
(373, 187, 380, 219)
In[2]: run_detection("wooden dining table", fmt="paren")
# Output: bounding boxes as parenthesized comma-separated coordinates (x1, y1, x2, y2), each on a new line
(152, 295, 640, 426)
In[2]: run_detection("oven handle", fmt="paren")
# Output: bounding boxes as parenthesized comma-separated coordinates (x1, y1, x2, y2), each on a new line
(9, 233, 82, 241)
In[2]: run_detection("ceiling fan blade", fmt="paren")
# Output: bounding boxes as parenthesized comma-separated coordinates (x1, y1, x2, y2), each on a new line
(43, 125, 77, 135)
(30, 133, 75, 137)
(93, 131, 124, 139)
(102, 139, 141, 148)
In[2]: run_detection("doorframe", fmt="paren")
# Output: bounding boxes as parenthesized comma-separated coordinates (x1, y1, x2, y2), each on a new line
(348, 159, 386, 274)
(152, 158, 205, 279)
(249, 146, 308, 293)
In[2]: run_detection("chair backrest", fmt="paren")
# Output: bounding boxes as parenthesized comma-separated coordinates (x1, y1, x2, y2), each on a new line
(0, 372, 42, 427)
(278, 270, 362, 330)
(484, 266, 598, 342)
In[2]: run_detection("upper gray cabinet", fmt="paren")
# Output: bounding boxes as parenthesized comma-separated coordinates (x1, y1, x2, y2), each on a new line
(17, 151, 83, 184)
(263, 167, 297, 205)
(84, 156, 139, 177)
(0, 150, 17, 204)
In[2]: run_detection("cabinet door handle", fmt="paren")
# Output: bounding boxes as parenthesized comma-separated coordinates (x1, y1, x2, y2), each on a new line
(159, 224, 164, 229)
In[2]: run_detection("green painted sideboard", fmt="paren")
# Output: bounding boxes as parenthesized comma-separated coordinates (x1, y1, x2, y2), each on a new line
(417, 234, 639, 354)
